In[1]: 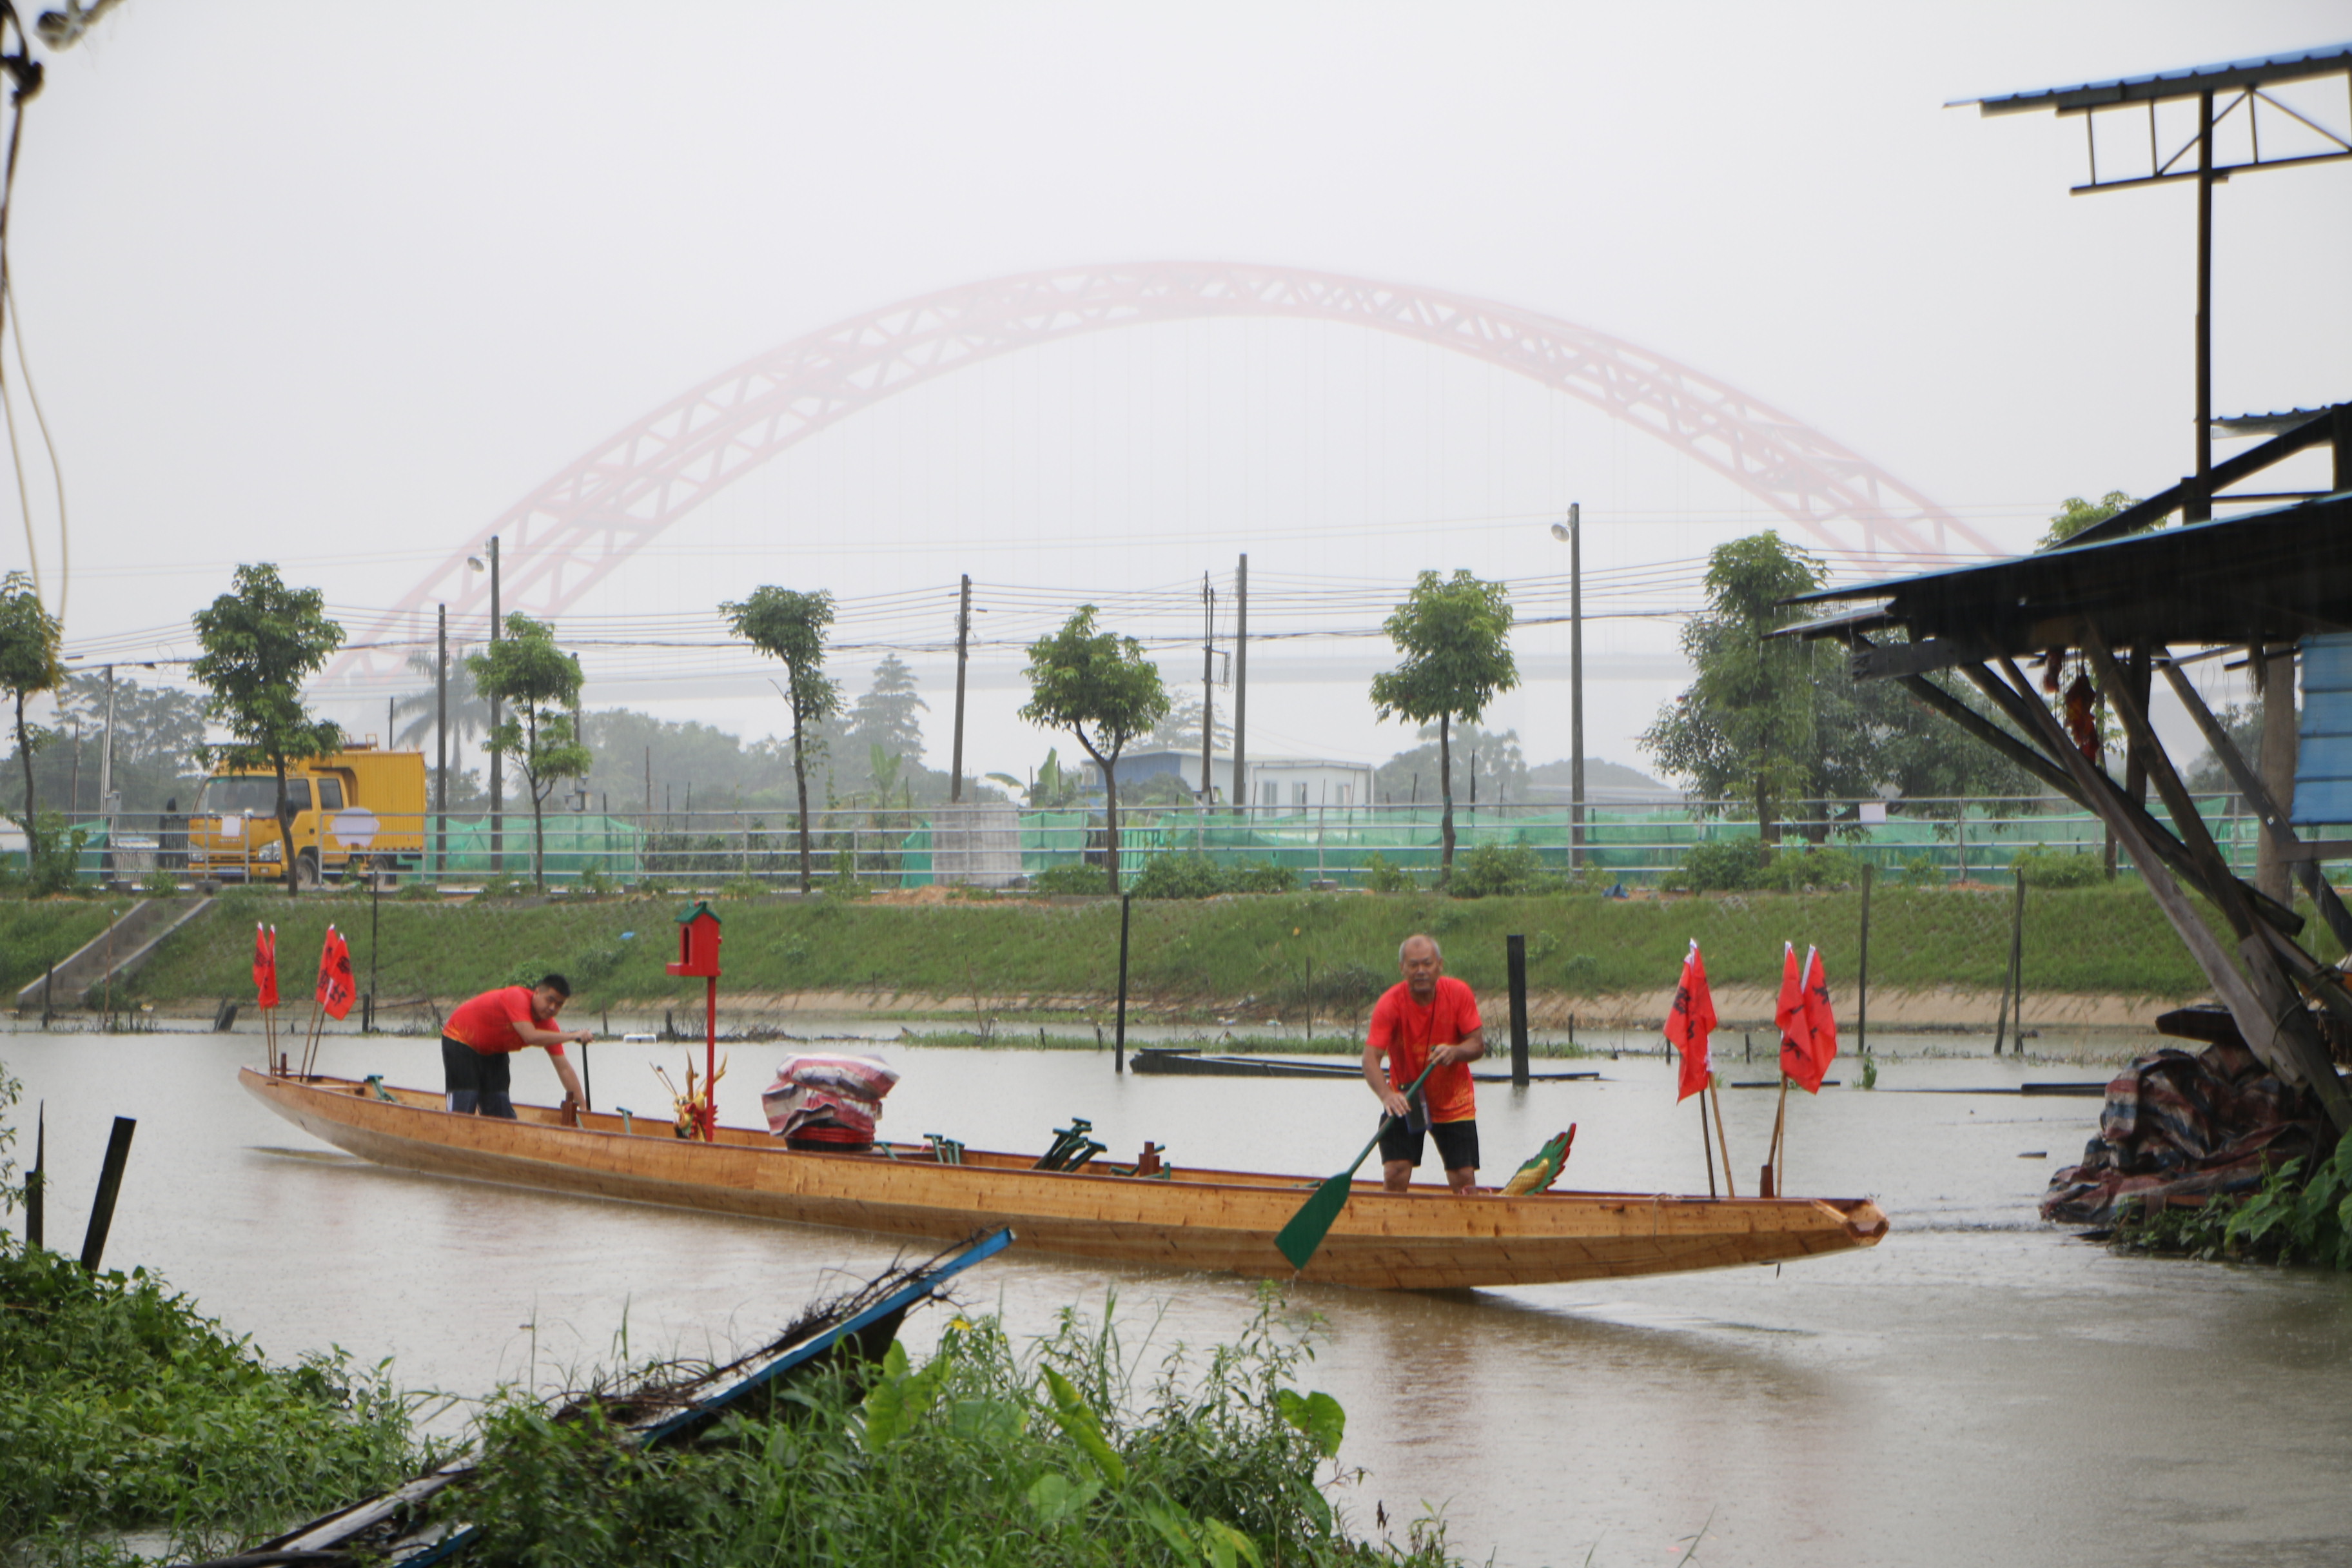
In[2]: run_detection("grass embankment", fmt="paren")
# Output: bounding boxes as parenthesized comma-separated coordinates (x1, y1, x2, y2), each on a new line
(96, 880, 2325, 1019)
(0, 1242, 427, 1563)
(0, 900, 132, 998)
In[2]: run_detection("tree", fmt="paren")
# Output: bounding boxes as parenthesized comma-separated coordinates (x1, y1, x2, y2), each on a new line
(1375, 721, 1527, 808)
(1139, 689, 1233, 756)
(467, 614, 590, 891)
(0, 573, 63, 883)
(392, 647, 490, 758)
(1019, 606, 1170, 893)
(724, 587, 843, 892)
(845, 653, 927, 763)
(1367, 570, 1518, 877)
(35, 671, 209, 813)
(190, 564, 345, 894)
(2040, 491, 2139, 550)
(1643, 533, 2031, 839)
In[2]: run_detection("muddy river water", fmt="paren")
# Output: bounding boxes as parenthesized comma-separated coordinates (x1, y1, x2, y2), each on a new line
(8, 1028, 2351, 1567)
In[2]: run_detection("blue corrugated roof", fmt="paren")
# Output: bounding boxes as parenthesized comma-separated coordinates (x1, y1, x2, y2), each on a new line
(1956, 42, 2352, 115)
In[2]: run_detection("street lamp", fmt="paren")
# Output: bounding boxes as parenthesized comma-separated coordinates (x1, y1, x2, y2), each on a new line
(1549, 505, 1583, 867)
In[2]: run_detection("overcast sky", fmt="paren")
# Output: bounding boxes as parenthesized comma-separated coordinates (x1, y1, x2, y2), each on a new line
(8, 2, 2349, 787)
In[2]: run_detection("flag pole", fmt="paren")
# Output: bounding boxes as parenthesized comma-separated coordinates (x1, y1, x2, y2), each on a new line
(1709, 1075, 1737, 1197)
(1698, 1083, 1717, 1197)
(1765, 1069, 1789, 1196)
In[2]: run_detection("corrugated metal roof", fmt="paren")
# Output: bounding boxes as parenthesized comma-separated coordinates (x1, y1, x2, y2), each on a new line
(1955, 42, 2352, 116)
(1783, 491, 2352, 660)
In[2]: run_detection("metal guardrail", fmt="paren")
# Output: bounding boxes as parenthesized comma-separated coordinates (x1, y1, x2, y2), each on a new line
(24, 792, 2298, 892)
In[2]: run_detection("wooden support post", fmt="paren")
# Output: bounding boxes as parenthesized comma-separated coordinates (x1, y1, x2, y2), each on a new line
(2162, 657, 2352, 950)
(2005, 873, 2026, 1055)
(1997, 654, 2348, 1127)
(1699, 1084, 1716, 1197)
(1114, 894, 1131, 1074)
(79, 1117, 136, 1274)
(1506, 934, 1531, 1086)
(1856, 861, 1872, 1057)
(1709, 1078, 1736, 1198)
(25, 1102, 41, 1251)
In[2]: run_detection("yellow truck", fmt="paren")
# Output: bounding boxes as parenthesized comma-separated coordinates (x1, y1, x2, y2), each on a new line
(187, 746, 429, 888)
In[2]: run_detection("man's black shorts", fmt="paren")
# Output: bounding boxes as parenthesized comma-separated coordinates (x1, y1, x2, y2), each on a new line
(1379, 1117, 1478, 1173)
(442, 1036, 516, 1119)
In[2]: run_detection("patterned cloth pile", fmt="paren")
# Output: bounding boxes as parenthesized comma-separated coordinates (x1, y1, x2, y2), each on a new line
(761, 1054, 901, 1148)
(2040, 1037, 2324, 1225)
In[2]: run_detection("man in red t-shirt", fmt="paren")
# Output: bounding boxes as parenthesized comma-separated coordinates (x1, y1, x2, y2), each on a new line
(1360, 933, 1485, 1193)
(442, 974, 591, 1119)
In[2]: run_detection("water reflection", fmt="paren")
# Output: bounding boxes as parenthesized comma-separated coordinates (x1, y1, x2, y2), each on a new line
(5, 1032, 2349, 1566)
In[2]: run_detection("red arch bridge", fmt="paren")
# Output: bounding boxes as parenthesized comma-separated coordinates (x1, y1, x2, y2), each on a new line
(323, 261, 1996, 690)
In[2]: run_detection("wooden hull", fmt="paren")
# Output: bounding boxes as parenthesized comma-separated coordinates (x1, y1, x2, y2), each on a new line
(240, 1068, 1888, 1291)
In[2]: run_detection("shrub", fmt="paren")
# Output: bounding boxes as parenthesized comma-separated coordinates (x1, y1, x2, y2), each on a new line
(142, 867, 182, 896)
(2013, 846, 2105, 888)
(1447, 841, 1549, 899)
(1755, 845, 1864, 893)
(723, 874, 769, 900)
(1360, 851, 1414, 894)
(1560, 952, 1602, 992)
(1030, 861, 1113, 896)
(1132, 851, 1231, 901)
(1898, 854, 1945, 889)
(0, 1245, 426, 1560)
(1676, 838, 1767, 892)
(1228, 858, 1298, 896)
(1132, 853, 1299, 899)
(2116, 1135, 2352, 1269)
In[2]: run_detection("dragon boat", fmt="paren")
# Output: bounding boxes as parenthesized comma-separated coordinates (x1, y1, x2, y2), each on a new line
(240, 1067, 1888, 1291)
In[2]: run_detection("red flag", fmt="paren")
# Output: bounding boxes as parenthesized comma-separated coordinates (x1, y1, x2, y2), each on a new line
(1665, 940, 1716, 1102)
(1794, 945, 1838, 1094)
(253, 923, 279, 1010)
(1775, 941, 1812, 1084)
(317, 926, 357, 1021)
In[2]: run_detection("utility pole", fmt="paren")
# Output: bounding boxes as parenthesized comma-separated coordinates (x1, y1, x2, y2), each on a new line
(97, 665, 115, 817)
(2190, 89, 2213, 525)
(1230, 554, 1248, 812)
(1569, 501, 1585, 867)
(435, 602, 448, 876)
(950, 574, 971, 804)
(488, 535, 502, 874)
(1200, 572, 1215, 808)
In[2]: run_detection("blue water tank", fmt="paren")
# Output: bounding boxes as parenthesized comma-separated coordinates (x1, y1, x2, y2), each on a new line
(2293, 633, 2352, 827)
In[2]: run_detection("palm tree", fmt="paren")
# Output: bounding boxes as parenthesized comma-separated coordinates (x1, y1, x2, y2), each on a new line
(391, 648, 491, 754)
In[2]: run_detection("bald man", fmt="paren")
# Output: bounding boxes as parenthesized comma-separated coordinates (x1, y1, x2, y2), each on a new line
(1360, 932, 1485, 1193)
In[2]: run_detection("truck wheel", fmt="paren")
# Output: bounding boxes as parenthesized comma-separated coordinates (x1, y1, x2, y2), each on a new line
(293, 850, 322, 890)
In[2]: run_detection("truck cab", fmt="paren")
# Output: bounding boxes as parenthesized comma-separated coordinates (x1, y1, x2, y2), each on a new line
(187, 745, 429, 888)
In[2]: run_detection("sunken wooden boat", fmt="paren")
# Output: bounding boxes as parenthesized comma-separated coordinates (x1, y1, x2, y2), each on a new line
(241, 1068, 1889, 1291)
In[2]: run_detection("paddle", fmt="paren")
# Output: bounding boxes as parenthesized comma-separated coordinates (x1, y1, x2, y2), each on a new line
(1275, 1058, 1440, 1272)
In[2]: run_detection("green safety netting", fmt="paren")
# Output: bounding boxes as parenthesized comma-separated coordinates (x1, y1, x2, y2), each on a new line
(897, 799, 2278, 888)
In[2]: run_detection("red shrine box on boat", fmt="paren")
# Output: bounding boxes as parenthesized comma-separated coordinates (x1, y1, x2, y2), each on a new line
(669, 901, 723, 978)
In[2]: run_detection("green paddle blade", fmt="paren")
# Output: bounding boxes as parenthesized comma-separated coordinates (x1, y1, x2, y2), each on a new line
(1275, 1168, 1360, 1271)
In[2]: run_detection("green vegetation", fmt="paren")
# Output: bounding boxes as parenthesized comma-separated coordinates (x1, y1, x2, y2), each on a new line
(0, 898, 119, 995)
(110, 877, 2287, 1015)
(190, 564, 348, 897)
(0, 571, 66, 889)
(2011, 846, 2106, 888)
(1442, 841, 1550, 899)
(1133, 852, 1298, 900)
(0, 1242, 427, 1562)
(2113, 1135, 2352, 1269)
(1641, 533, 2030, 840)
(471, 612, 591, 893)
(1019, 607, 1171, 894)
(443, 1294, 1447, 1568)
(1367, 570, 1518, 879)
(1664, 842, 1867, 894)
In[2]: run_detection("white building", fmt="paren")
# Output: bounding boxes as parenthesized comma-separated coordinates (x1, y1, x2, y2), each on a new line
(1088, 751, 1377, 809)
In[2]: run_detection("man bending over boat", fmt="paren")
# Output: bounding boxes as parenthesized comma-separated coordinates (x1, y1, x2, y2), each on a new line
(443, 974, 592, 1119)
(1362, 934, 1484, 1193)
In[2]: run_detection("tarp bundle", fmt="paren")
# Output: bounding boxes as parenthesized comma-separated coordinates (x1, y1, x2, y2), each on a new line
(762, 1055, 901, 1146)
(2040, 1039, 2325, 1224)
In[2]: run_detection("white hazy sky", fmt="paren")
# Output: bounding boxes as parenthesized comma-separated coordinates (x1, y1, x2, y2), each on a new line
(7, 2, 2349, 785)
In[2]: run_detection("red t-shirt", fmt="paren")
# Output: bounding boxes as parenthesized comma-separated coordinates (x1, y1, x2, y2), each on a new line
(446, 985, 564, 1056)
(1367, 975, 1481, 1123)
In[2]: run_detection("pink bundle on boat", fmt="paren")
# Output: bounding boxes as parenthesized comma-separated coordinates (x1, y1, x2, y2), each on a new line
(762, 1054, 899, 1143)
